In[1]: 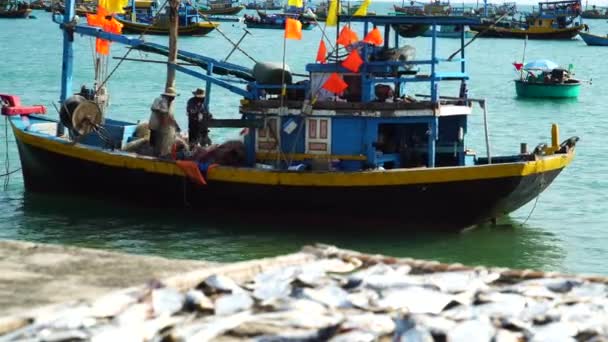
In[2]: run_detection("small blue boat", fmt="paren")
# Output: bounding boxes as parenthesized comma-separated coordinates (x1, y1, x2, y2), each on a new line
(579, 32, 608, 46)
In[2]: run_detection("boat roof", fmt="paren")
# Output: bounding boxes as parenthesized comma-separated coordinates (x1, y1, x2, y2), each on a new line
(339, 14, 482, 26)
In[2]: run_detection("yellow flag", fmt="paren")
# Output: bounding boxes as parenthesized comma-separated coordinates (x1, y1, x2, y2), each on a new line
(353, 0, 371, 16)
(99, 0, 128, 13)
(326, 0, 338, 26)
(288, 0, 303, 7)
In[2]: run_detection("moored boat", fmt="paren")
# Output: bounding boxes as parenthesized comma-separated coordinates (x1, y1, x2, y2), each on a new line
(0, 0, 32, 18)
(514, 60, 581, 98)
(472, 0, 584, 40)
(245, 0, 281, 10)
(198, 0, 243, 15)
(581, 5, 608, 18)
(117, 2, 219, 35)
(579, 31, 608, 45)
(4, 13, 578, 229)
(244, 10, 313, 29)
(421, 25, 475, 38)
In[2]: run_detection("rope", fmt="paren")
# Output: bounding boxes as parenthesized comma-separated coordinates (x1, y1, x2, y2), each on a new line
(521, 174, 545, 227)
(4, 116, 10, 190)
(0, 169, 21, 178)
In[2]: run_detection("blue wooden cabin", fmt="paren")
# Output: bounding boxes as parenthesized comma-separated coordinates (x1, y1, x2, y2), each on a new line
(240, 15, 480, 171)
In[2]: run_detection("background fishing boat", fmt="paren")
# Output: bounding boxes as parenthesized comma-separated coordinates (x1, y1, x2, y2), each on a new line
(0, 0, 32, 17)
(244, 10, 313, 29)
(581, 4, 608, 18)
(421, 25, 475, 38)
(472, 0, 584, 39)
(197, 0, 243, 15)
(514, 60, 581, 98)
(579, 31, 608, 45)
(118, 1, 219, 35)
(244, 0, 281, 10)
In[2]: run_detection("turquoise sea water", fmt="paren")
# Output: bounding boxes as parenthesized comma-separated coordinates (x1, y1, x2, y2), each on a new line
(1, 5, 607, 274)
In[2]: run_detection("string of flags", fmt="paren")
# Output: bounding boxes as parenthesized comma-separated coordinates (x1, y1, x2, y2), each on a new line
(318, 27, 384, 95)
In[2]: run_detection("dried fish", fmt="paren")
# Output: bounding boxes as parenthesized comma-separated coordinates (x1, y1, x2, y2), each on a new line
(328, 330, 375, 342)
(393, 318, 434, 342)
(530, 322, 578, 342)
(426, 270, 499, 294)
(377, 287, 457, 314)
(447, 318, 495, 342)
(200, 275, 244, 296)
(152, 288, 184, 317)
(214, 292, 254, 316)
(301, 285, 352, 309)
(184, 290, 214, 312)
(341, 313, 395, 336)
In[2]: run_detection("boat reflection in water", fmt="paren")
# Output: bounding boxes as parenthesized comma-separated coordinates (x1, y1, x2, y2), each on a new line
(14, 191, 565, 271)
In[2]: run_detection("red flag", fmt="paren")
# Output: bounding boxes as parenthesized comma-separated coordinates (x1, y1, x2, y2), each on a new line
(363, 27, 383, 46)
(316, 40, 327, 64)
(322, 73, 348, 94)
(284, 18, 302, 40)
(336, 26, 359, 46)
(513, 62, 524, 71)
(341, 49, 363, 72)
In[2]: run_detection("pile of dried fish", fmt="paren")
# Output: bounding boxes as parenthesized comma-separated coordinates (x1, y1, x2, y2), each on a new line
(2, 245, 608, 341)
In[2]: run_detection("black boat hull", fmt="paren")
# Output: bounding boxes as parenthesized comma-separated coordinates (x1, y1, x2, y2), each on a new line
(471, 25, 583, 39)
(13, 124, 569, 229)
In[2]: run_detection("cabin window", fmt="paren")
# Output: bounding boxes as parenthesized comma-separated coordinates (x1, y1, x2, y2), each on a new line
(375, 123, 428, 169)
(256, 117, 280, 152)
(306, 118, 331, 154)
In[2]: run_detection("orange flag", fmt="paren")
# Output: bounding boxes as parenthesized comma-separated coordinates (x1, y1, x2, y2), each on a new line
(316, 40, 327, 64)
(336, 26, 359, 46)
(284, 18, 302, 40)
(87, 6, 118, 56)
(363, 27, 383, 46)
(322, 73, 348, 94)
(341, 49, 363, 73)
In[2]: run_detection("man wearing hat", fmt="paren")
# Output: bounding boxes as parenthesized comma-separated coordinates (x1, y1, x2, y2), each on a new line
(186, 88, 212, 147)
(149, 88, 178, 157)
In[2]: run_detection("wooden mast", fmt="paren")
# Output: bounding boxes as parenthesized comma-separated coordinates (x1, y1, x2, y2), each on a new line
(166, 0, 180, 92)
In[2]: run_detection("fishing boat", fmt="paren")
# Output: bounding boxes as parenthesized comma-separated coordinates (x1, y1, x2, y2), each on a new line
(244, 10, 314, 29)
(0, 0, 32, 17)
(421, 25, 475, 38)
(28, 0, 46, 9)
(514, 60, 581, 98)
(579, 31, 608, 45)
(198, 0, 243, 15)
(117, 1, 219, 35)
(391, 1, 451, 38)
(393, 0, 450, 15)
(245, 0, 281, 10)
(314, 0, 375, 21)
(581, 5, 608, 18)
(472, 0, 584, 39)
(4, 9, 579, 229)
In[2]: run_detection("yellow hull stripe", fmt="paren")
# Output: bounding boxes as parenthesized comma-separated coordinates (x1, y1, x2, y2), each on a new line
(13, 123, 574, 187)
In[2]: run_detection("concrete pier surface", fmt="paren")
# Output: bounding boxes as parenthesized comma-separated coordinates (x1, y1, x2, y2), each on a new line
(0, 240, 214, 316)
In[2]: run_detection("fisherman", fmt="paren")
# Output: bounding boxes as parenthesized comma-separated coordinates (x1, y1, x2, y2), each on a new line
(149, 88, 178, 157)
(186, 88, 212, 147)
